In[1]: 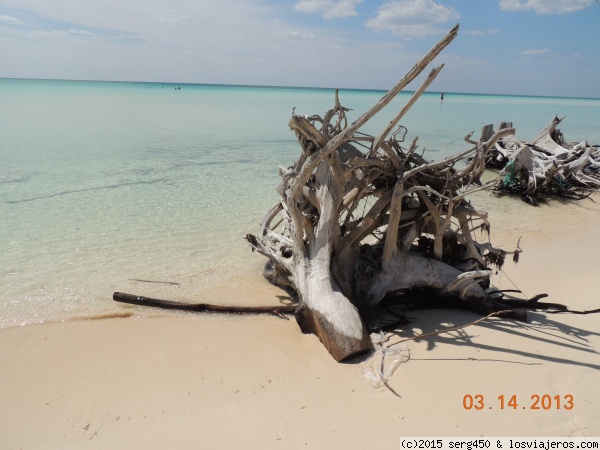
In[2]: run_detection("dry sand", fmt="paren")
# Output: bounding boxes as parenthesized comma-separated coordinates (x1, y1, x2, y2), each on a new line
(1, 196, 599, 449)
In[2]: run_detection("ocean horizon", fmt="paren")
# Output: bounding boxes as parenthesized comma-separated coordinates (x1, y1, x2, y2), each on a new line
(3, 77, 600, 101)
(2, 78, 600, 328)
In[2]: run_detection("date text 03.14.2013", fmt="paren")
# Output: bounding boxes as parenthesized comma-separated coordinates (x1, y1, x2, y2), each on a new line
(462, 394, 574, 410)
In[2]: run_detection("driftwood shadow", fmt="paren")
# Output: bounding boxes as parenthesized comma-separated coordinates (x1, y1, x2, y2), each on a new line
(380, 308, 600, 371)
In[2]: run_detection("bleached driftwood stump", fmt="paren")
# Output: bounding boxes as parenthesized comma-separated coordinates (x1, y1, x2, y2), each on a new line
(246, 25, 525, 361)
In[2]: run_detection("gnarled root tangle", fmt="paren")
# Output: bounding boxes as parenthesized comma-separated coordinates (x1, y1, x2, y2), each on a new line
(246, 25, 555, 361)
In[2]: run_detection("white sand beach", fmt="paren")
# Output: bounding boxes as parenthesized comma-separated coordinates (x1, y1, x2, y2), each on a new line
(1, 196, 599, 449)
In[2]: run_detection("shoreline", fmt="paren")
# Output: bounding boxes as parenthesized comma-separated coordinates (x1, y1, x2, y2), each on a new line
(1, 197, 600, 447)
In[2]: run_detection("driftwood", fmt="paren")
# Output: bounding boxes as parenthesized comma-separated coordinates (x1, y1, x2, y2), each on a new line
(478, 117, 600, 205)
(113, 292, 296, 319)
(244, 24, 564, 362)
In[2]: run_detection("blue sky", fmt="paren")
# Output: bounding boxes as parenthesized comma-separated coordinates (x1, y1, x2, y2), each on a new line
(1, 0, 599, 97)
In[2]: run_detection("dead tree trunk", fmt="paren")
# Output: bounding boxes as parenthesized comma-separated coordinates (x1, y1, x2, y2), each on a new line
(246, 24, 525, 361)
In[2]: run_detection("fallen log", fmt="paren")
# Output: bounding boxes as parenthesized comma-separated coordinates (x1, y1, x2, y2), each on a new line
(113, 292, 296, 319)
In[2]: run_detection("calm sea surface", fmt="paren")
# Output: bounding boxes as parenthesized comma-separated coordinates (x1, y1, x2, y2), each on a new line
(2, 78, 599, 327)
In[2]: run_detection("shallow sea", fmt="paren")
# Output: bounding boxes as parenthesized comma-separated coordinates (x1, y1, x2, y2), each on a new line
(2, 78, 599, 327)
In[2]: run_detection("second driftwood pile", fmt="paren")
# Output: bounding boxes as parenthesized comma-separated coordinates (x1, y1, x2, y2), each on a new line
(478, 117, 600, 205)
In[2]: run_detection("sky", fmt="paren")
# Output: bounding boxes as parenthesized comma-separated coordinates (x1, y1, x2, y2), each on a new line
(1, 0, 599, 97)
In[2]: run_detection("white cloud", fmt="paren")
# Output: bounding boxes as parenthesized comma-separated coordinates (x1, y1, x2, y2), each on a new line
(68, 29, 95, 36)
(521, 48, 548, 55)
(32, 30, 69, 38)
(464, 29, 499, 36)
(31, 29, 96, 38)
(153, 9, 188, 25)
(283, 29, 318, 40)
(0, 14, 23, 25)
(294, 0, 362, 19)
(499, 0, 595, 14)
(366, 0, 460, 38)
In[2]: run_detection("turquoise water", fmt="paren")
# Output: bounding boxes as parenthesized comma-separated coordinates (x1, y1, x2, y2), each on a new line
(2, 78, 600, 327)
